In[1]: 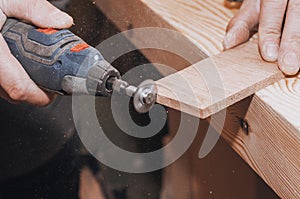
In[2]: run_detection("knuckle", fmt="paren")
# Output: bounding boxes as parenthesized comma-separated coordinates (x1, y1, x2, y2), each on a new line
(284, 35, 300, 43)
(0, 11, 6, 22)
(281, 35, 300, 48)
(0, 10, 6, 28)
(0, 0, 13, 15)
(287, 7, 300, 15)
(227, 4, 253, 31)
(0, 0, 6, 11)
(229, 18, 250, 33)
(259, 26, 282, 40)
(239, 20, 251, 31)
(3, 0, 38, 18)
(262, 0, 287, 9)
(28, 0, 39, 15)
(7, 79, 29, 101)
(288, 0, 300, 11)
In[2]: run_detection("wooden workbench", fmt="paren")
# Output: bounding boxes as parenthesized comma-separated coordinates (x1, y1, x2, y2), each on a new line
(94, 0, 300, 198)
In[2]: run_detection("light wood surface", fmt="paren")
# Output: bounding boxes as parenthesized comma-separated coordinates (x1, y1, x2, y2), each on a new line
(257, 81, 300, 131)
(140, 0, 234, 56)
(140, 0, 300, 134)
(220, 95, 300, 199)
(156, 40, 284, 118)
(139, 0, 298, 121)
(94, 0, 300, 198)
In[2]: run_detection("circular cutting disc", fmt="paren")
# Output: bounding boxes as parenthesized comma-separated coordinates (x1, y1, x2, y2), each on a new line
(133, 80, 157, 114)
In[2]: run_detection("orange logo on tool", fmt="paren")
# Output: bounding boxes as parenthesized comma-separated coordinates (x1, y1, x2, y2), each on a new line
(71, 43, 90, 52)
(37, 28, 58, 35)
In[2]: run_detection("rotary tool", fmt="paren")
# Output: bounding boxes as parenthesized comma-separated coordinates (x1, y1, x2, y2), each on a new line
(1, 18, 156, 113)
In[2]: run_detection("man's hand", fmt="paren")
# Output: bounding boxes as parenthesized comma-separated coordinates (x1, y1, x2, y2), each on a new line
(0, 0, 73, 106)
(224, 0, 300, 76)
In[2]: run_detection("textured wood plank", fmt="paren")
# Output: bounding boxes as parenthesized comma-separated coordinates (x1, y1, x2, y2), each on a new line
(95, 0, 285, 118)
(219, 96, 300, 199)
(156, 40, 284, 118)
(95, 0, 300, 128)
(141, 0, 235, 56)
(256, 80, 300, 131)
(137, 0, 300, 134)
(94, 0, 300, 198)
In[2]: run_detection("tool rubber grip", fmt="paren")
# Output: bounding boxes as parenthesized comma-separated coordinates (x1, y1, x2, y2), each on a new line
(1, 18, 105, 94)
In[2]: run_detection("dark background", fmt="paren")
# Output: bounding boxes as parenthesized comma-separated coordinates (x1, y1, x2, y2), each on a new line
(0, 0, 164, 198)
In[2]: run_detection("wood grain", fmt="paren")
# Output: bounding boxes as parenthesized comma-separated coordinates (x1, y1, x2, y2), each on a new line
(257, 78, 300, 131)
(96, 0, 285, 119)
(156, 40, 284, 118)
(94, 0, 300, 198)
(137, 0, 300, 133)
(220, 95, 300, 199)
(142, 0, 235, 55)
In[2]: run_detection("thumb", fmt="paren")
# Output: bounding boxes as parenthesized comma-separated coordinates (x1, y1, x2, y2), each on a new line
(0, 0, 73, 28)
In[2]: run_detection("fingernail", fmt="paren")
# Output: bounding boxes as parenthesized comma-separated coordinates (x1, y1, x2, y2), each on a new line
(264, 43, 278, 61)
(281, 52, 299, 75)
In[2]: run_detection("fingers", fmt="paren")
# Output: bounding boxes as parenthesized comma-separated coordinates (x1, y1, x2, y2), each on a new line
(0, 0, 73, 28)
(0, 34, 53, 106)
(224, 0, 260, 49)
(259, 0, 288, 63)
(42, 89, 58, 102)
(0, 0, 69, 105)
(277, 0, 300, 75)
(0, 87, 18, 104)
(0, 10, 6, 29)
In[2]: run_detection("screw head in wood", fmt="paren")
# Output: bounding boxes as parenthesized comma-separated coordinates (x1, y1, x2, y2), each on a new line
(240, 119, 249, 135)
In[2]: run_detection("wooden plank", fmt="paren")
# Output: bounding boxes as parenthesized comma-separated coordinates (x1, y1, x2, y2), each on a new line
(94, 0, 300, 198)
(138, 0, 234, 56)
(160, 109, 263, 199)
(95, 0, 285, 118)
(95, 0, 300, 129)
(156, 40, 284, 118)
(219, 96, 300, 199)
(256, 81, 300, 131)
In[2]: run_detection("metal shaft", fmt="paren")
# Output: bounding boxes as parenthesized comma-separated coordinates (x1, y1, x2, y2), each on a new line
(108, 78, 157, 114)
